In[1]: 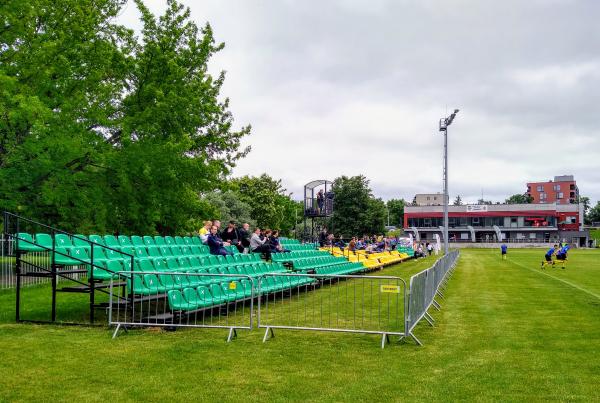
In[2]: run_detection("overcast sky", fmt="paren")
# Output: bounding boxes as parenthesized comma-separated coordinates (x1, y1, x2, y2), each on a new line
(118, 0, 600, 204)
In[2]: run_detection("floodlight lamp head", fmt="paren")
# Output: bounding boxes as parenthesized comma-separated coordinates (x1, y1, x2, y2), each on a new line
(454, 109, 460, 114)
(439, 118, 447, 132)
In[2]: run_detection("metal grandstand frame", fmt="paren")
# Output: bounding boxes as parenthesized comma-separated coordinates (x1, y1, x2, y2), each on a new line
(303, 179, 334, 242)
(2, 212, 133, 325)
(108, 271, 255, 342)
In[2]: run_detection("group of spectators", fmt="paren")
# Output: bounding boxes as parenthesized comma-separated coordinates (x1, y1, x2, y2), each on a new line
(413, 242, 435, 258)
(198, 219, 290, 259)
(318, 229, 409, 254)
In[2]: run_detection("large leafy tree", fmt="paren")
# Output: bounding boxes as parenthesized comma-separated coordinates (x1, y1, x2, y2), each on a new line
(330, 175, 385, 237)
(505, 193, 533, 204)
(586, 200, 600, 225)
(229, 174, 297, 235)
(0, 0, 250, 234)
(386, 198, 406, 227)
(202, 191, 255, 228)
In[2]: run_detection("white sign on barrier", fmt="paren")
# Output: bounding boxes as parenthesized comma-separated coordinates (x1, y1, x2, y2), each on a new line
(466, 205, 488, 212)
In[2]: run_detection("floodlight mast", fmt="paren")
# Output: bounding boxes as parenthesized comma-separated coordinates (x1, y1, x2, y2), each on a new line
(439, 109, 459, 255)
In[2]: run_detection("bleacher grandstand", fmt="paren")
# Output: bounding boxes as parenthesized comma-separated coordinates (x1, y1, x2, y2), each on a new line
(11, 228, 413, 322)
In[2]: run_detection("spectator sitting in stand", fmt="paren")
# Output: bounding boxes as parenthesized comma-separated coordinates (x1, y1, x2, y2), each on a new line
(207, 225, 233, 256)
(269, 230, 290, 253)
(199, 220, 212, 244)
(326, 233, 335, 247)
(250, 227, 272, 260)
(319, 228, 328, 247)
(335, 235, 345, 250)
(348, 237, 357, 254)
(238, 223, 251, 253)
(221, 220, 242, 253)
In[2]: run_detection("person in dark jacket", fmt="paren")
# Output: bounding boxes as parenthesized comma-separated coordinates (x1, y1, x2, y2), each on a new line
(221, 221, 242, 253)
(207, 225, 233, 256)
(269, 230, 290, 253)
(238, 223, 251, 253)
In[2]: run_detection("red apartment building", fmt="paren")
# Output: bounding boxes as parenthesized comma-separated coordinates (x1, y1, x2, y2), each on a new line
(527, 175, 579, 204)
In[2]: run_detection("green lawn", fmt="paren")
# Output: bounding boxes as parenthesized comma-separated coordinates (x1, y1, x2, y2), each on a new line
(1, 249, 599, 402)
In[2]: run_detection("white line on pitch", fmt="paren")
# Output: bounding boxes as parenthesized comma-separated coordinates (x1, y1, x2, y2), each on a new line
(510, 260, 600, 301)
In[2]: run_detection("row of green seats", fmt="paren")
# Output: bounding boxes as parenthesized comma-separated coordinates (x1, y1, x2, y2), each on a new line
(293, 256, 349, 271)
(91, 254, 271, 281)
(284, 244, 318, 251)
(167, 274, 316, 311)
(314, 263, 364, 276)
(14, 232, 211, 253)
(271, 250, 329, 262)
(128, 262, 292, 295)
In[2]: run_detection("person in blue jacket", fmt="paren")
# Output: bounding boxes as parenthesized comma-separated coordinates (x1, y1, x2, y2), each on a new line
(500, 244, 508, 260)
(207, 225, 233, 256)
(541, 245, 558, 269)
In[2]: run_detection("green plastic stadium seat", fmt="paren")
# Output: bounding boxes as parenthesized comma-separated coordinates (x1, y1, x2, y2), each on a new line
(88, 234, 105, 245)
(117, 235, 133, 247)
(210, 283, 236, 303)
(15, 233, 45, 252)
(55, 234, 75, 250)
(164, 236, 176, 245)
(134, 246, 149, 258)
(159, 246, 172, 257)
(72, 235, 91, 250)
(168, 290, 195, 311)
(53, 247, 81, 266)
(191, 236, 202, 246)
(34, 233, 53, 250)
(103, 235, 120, 249)
(144, 274, 165, 293)
(143, 236, 156, 247)
(175, 236, 186, 246)
(88, 260, 115, 281)
(153, 236, 166, 245)
(165, 257, 181, 271)
(196, 286, 217, 306)
(128, 274, 152, 295)
(182, 287, 212, 308)
(131, 236, 145, 247)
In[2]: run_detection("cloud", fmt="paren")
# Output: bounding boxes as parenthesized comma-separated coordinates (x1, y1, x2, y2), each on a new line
(118, 0, 600, 204)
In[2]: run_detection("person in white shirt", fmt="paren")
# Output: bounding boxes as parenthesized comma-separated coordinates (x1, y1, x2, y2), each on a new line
(250, 228, 271, 260)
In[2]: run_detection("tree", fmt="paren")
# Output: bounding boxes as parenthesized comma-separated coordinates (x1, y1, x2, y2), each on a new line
(330, 175, 384, 237)
(505, 193, 533, 204)
(229, 174, 297, 235)
(477, 199, 493, 205)
(202, 191, 255, 228)
(587, 201, 600, 225)
(0, 0, 250, 234)
(453, 195, 463, 206)
(386, 199, 406, 227)
(411, 195, 418, 206)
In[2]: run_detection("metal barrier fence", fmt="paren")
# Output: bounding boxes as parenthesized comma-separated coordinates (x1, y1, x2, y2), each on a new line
(406, 250, 460, 345)
(108, 271, 255, 342)
(258, 273, 407, 348)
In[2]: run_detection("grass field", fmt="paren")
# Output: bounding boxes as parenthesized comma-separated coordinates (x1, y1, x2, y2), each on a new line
(1, 249, 599, 402)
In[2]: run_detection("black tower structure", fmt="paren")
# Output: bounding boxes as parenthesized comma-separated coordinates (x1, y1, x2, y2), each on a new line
(303, 180, 334, 242)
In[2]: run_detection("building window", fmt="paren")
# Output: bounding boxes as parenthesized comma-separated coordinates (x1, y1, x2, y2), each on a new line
(537, 185, 544, 192)
(539, 193, 547, 200)
(553, 184, 560, 191)
(426, 196, 430, 200)
(556, 192, 563, 199)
